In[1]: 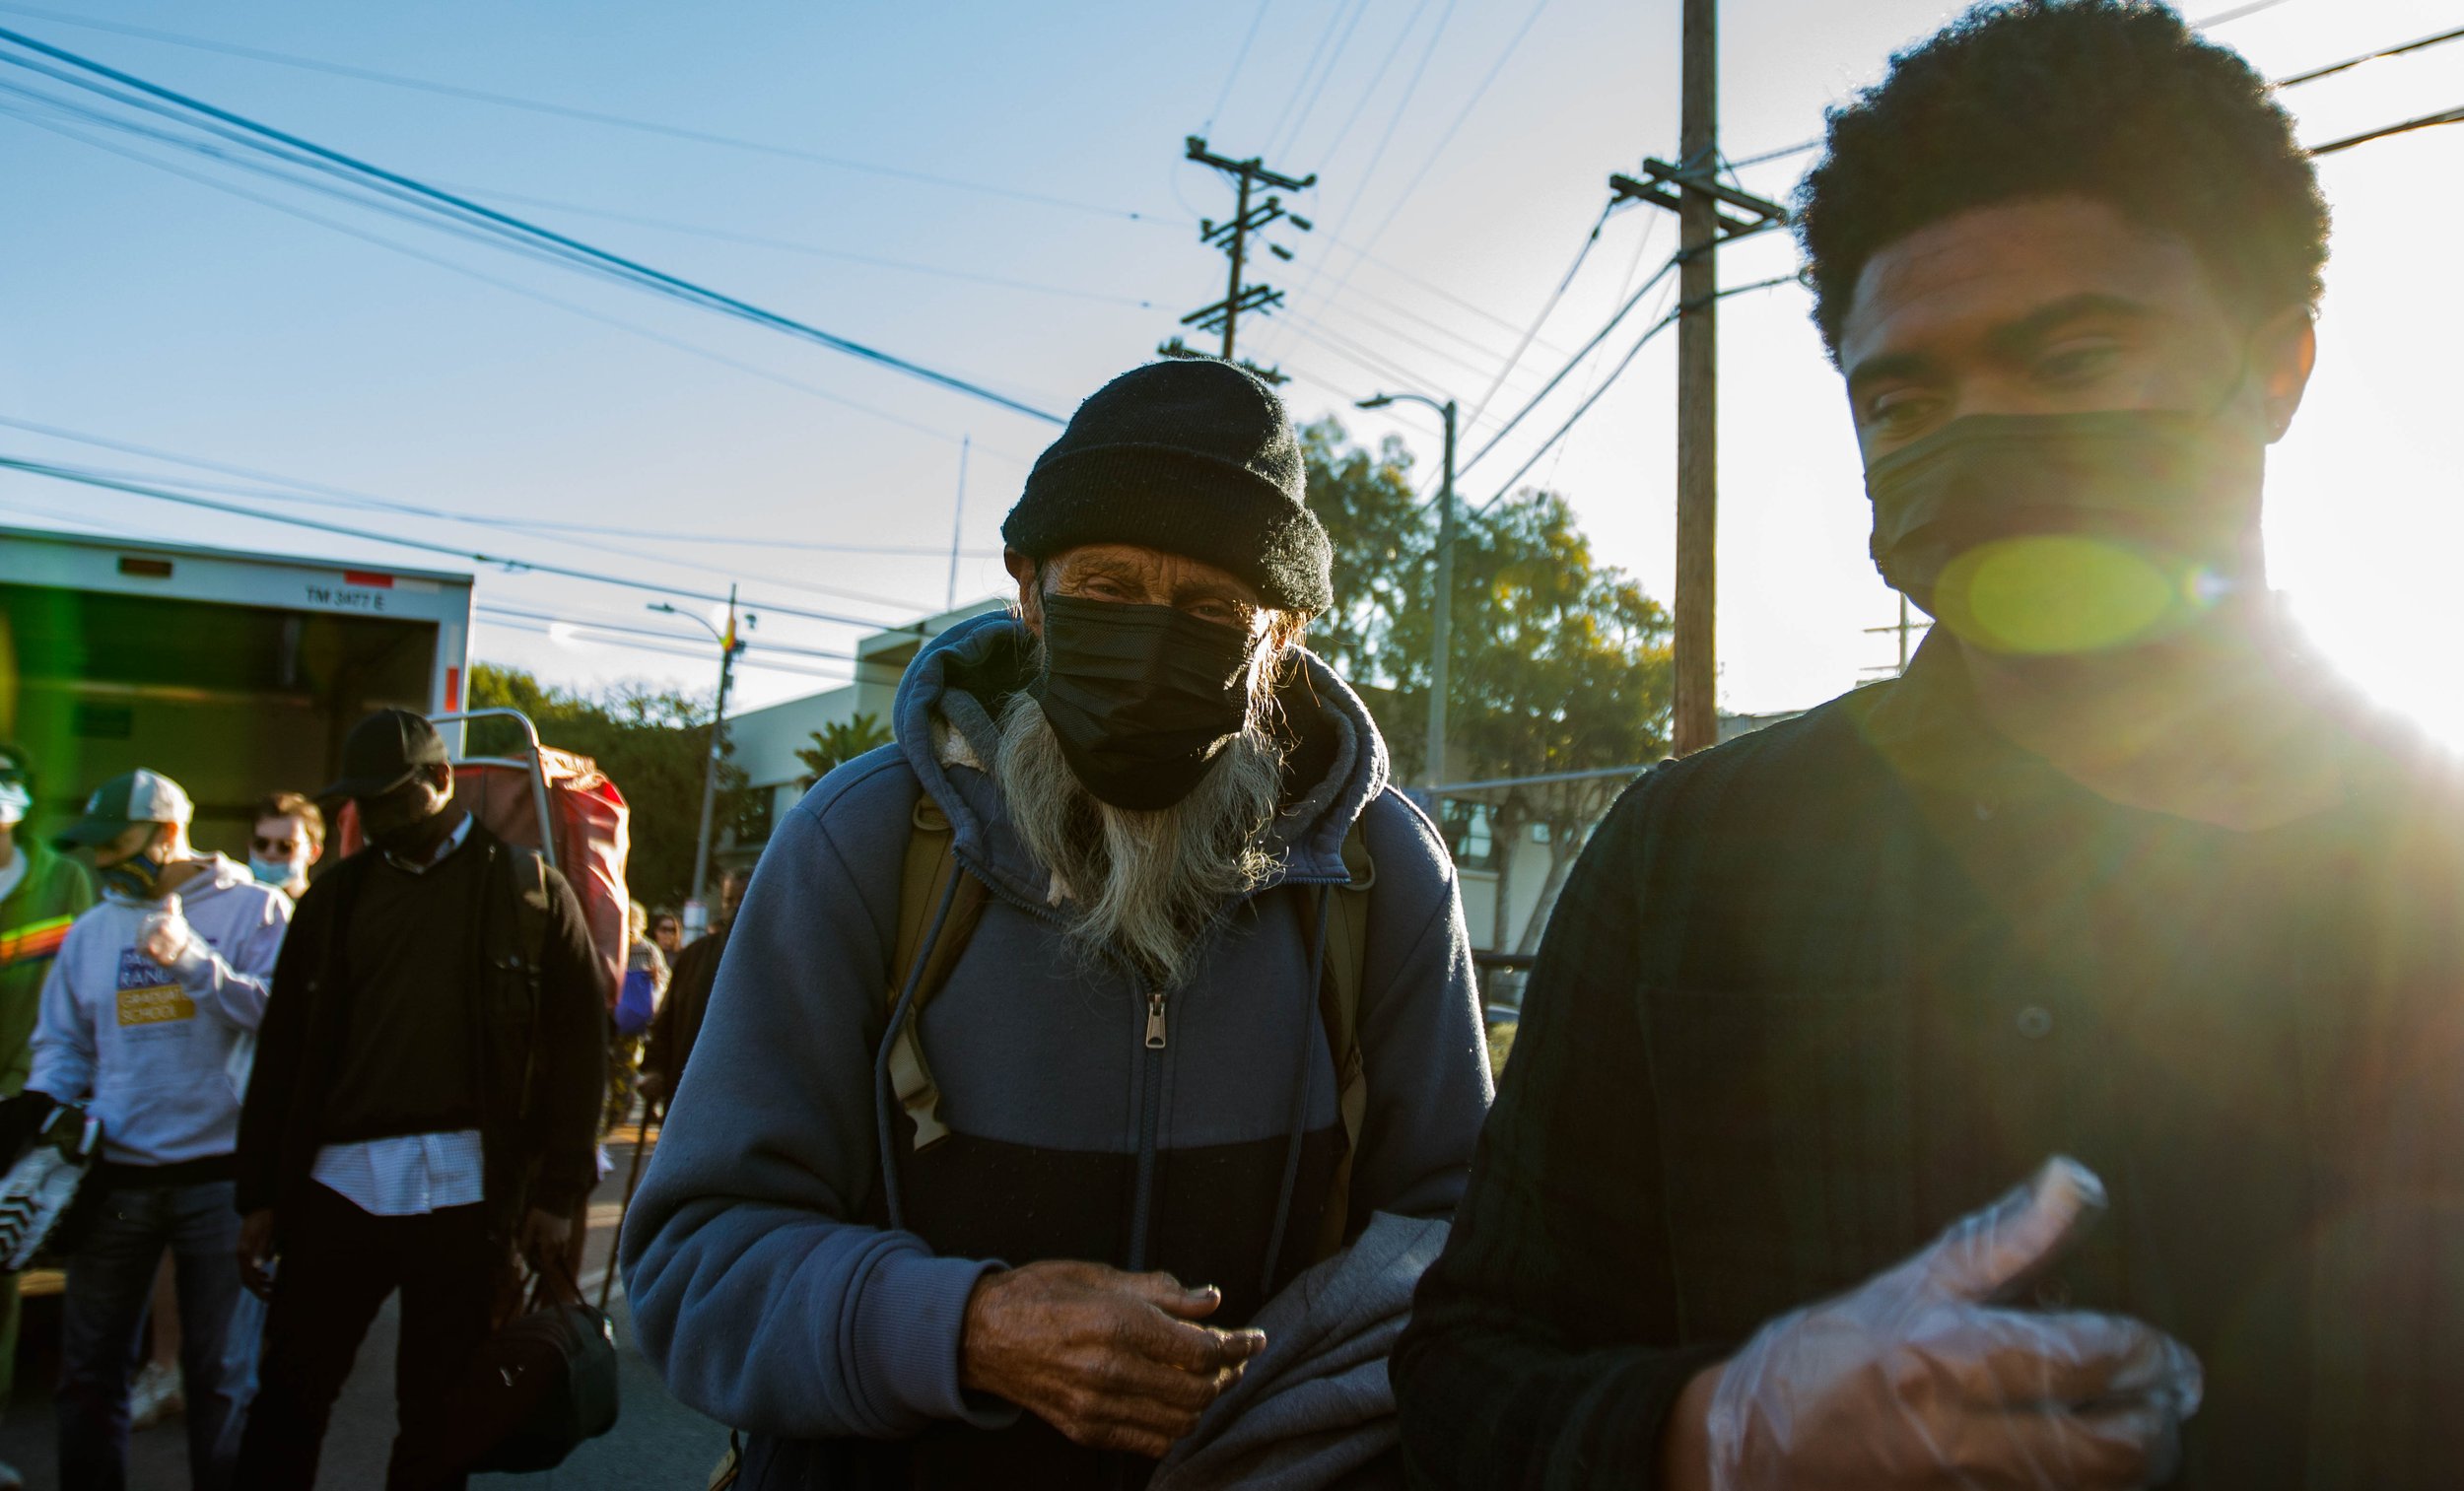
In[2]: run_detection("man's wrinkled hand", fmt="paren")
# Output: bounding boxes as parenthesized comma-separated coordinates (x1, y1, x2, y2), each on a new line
(959, 1260, 1266, 1458)
(237, 1208, 278, 1299)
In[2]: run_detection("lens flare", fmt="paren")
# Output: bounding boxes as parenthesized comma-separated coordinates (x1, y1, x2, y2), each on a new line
(1928, 534, 2208, 655)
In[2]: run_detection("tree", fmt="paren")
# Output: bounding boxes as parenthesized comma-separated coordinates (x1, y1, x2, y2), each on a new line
(1303, 423, 1674, 952)
(1403, 491, 1673, 952)
(795, 712, 894, 788)
(466, 662, 747, 909)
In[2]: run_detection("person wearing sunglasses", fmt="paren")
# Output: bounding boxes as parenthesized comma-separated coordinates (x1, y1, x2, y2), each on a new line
(245, 792, 325, 902)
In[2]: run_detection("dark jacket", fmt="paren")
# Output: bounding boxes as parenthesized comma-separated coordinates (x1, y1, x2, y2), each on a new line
(236, 820, 607, 1242)
(1394, 637, 2464, 1490)
(622, 614, 1492, 1488)
(642, 924, 725, 1100)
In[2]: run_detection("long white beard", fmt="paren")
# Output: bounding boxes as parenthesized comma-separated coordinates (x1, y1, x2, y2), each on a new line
(992, 691, 1286, 991)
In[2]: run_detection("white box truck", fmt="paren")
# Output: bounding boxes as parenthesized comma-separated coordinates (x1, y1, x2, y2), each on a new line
(0, 525, 473, 857)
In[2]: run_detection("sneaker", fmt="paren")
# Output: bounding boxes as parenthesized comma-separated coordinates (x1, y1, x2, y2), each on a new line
(129, 1358, 184, 1429)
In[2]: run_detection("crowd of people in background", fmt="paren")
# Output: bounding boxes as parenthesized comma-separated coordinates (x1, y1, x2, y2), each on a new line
(0, 710, 722, 1491)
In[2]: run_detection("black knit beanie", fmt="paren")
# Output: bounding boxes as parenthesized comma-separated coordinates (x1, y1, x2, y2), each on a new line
(1002, 359, 1332, 613)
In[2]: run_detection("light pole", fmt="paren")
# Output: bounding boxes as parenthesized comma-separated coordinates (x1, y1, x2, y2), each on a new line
(650, 586, 751, 928)
(1359, 391, 1458, 786)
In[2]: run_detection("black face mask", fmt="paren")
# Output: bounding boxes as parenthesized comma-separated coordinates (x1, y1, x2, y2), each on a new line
(1029, 593, 1258, 812)
(1863, 409, 2265, 655)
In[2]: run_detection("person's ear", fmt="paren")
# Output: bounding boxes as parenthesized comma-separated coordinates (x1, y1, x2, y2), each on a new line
(1006, 548, 1044, 635)
(2251, 305, 2316, 443)
(305, 838, 324, 866)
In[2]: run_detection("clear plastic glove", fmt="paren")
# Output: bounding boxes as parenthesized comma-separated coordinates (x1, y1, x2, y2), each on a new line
(135, 895, 211, 984)
(1707, 1157, 2202, 1491)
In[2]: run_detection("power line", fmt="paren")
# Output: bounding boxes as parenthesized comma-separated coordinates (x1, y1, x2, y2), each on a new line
(2276, 24, 2464, 89)
(0, 2, 1174, 227)
(1264, 0, 1459, 346)
(0, 92, 1016, 461)
(1271, 0, 1374, 162)
(2309, 103, 2464, 156)
(475, 604, 885, 669)
(1205, 0, 1275, 133)
(1718, 22, 2463, 180)
(1264, 0, 1367, 159)
(1305, 0, 1431, 170)
(1458, 254, 1680, 478)
(0, 25, 1068, 425)
(1463, 201, 1622, 438)
(1474, 273, 1798, 512)
(445, 182, 1165, 308)
(0, 455, 931, 634)
(0, 416, 1005, 558)
(2194, 0, 2299, 26)
(474, 615, 856, 684)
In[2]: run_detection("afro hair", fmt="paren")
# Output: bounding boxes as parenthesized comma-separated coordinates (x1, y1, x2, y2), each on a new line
(1796, 0, 2329, 361)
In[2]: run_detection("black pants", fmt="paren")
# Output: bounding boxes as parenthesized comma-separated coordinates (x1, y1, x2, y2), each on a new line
(233, 1183, 502, 1491)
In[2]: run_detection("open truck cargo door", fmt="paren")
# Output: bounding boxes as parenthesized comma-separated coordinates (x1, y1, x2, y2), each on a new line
(0, 526, 470, 857)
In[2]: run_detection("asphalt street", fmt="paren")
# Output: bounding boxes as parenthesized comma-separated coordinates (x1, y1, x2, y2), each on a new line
(0, 1128, 730, 1489)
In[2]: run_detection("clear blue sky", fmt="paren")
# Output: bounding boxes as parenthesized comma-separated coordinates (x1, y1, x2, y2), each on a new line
(4, 0, 2458, 738)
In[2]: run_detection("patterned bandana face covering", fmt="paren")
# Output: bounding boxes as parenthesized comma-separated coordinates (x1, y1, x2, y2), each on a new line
(1028, 593, 1258, 811)
(97, 826, 170, 901)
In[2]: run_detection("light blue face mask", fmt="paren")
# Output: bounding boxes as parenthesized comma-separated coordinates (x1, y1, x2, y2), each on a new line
(247, 856, 304, 888)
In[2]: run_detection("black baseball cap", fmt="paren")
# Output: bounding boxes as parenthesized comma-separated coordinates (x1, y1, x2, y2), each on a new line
(319, 708, 449, 801)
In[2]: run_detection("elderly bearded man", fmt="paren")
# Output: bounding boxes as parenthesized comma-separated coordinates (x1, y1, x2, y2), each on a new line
(624, 358, 1492, 1487)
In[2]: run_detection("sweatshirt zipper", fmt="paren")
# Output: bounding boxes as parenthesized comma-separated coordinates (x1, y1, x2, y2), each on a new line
(1129, 976, 1164, 1273)
(957, 862, 1351, 1278)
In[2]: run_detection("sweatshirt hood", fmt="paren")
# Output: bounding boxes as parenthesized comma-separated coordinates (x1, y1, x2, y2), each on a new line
(892, 611, 1391, 911)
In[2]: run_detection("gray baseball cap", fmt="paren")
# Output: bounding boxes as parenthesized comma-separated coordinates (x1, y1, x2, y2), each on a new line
(52, 769, 193, 848)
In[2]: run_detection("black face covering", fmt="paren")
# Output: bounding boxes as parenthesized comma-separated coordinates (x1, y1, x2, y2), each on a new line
(1863, 409, 2265, 655)
(1030, 593, 1258, 811)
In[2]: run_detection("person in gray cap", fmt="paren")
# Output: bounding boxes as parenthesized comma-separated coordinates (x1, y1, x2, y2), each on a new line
(233, 709, 606, 1491)
(622, 358, 1492, 1487)
(22, 768, 288, 1491)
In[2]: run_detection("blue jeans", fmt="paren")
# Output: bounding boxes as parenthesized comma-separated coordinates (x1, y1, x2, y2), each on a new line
(58, 1177, 260, 1491)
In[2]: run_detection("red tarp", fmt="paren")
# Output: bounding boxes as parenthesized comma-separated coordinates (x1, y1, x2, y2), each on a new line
(331, 746, 632, 1011)
(450, 750, 630, 1011)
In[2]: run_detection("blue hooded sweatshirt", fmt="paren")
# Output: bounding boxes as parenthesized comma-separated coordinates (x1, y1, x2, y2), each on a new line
(622, 613, 1491, 1486)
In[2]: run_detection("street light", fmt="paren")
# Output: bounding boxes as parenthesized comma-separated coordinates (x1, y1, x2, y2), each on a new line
(650, 587, 753, 929)
(1358, 390, 1459, 787)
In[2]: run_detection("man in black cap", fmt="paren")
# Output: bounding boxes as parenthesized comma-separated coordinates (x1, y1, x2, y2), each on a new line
(232, 708, 606, 1490)
(622, 358, 1492, 1486)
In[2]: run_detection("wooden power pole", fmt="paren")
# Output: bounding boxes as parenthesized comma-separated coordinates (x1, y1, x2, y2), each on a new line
(1608, 0, 1787, 755)
(1674, 0, 1721, 756)
(1163, 137, 1315, 379)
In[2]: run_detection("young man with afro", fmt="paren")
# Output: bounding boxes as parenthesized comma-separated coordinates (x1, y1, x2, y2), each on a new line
(1395, 3, 2464, 1487)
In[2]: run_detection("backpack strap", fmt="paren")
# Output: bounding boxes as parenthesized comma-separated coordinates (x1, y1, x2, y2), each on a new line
(886, 794, 990, 1152)
(1299, 820, 1374, 1259)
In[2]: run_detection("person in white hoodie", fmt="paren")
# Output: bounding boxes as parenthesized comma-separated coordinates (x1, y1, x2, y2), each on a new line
(27, 769, 287, 1491)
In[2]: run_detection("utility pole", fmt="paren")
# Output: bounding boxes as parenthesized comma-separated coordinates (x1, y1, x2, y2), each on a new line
(1862, 594, 1928, 677)
(946, 436, 970, 613)
(1358, 390, 1458, 785)
(1166, 136, 1314, 380)
(1607, 1, 1788, 756)
(655, 585, 748, 929)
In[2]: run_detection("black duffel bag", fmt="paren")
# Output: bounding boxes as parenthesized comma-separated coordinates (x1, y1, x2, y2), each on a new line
(441, 1255, 620, 1473)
